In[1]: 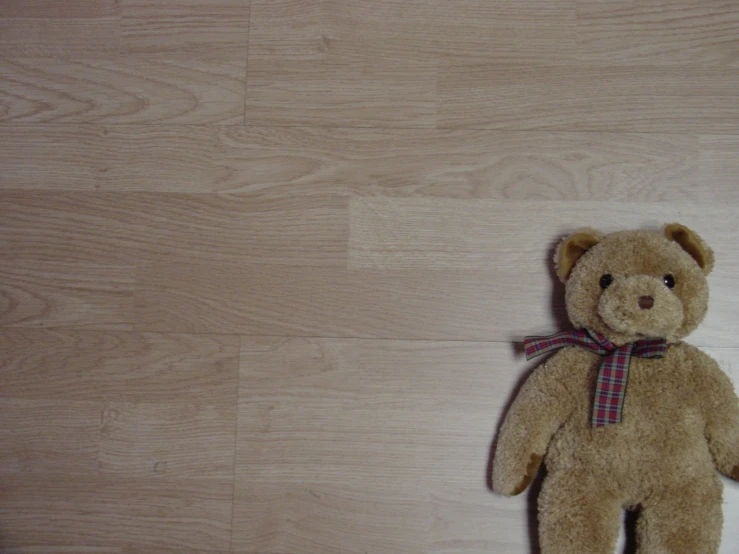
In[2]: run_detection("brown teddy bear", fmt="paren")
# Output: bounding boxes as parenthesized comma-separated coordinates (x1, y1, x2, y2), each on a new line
(493, 224, 739, 554)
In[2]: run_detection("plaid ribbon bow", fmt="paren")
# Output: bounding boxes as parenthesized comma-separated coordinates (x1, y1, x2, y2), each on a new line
(523, 329, 667, 427)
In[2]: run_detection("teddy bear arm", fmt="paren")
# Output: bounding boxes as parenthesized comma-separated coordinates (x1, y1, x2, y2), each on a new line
(493, 350, 577, 496)
(690, 348, 739, 480)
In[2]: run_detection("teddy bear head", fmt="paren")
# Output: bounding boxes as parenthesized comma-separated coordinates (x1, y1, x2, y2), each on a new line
(555, 224, 714, 345)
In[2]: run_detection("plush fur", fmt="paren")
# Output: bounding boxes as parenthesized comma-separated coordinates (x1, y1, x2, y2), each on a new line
(493, 224, 739, 554)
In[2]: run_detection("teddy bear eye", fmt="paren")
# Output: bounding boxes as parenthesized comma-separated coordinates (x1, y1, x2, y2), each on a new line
(663, 273, 675, 288)
(599, 274, 613, 289)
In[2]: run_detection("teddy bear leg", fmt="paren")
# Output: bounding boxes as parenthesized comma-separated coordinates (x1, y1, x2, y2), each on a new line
(538, 469, 622, 554)
(635, 475, 723, 554)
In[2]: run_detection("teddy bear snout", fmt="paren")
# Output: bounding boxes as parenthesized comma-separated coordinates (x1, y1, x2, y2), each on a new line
(638, 295, 654, 310)
(597, 275, 684, 338)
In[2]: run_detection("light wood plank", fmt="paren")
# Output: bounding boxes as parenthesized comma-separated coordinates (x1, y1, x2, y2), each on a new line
(429, 483, 531, 554)
(0, 124, 349, 193)
(0, 18, 121, 58)
(576, 0, 739, 66)
(248, 0, 575, 65)
(134, 262, 547, 339)
(0, 325, 239, 549)
(0, 398, 102, 475)
(699, 135, 739, 203)
(248, 0, 443, 127)
(438, 63, 739, 132)
(237, 341, 485, 552)
(349, 197, 739, 346)
(246, 57, 437, 128)
(0, 126, 706, 199)
(240, 336, 361, 401)
(0, 329, 239, 402)
(0, 0, 248, 123)
(0, 0, 119, 18)
(0, 191, 347, 265)
(240, 338, 514, 446)
(0, 475, 233, 550)
(122, 0, 250, 59)
(245, 0, 575, 127)
(0, 56, 245, 124)
(238, 338, 515, 480)
(234, 479, 434, 554)
(0, 261, 135, 330)
(241, 424, 487, 483)
(0, 546, 231, 554)
(98, 401, 236, 479)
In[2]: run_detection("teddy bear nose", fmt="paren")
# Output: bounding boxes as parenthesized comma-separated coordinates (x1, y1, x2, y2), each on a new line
(638, 295, 655, 310)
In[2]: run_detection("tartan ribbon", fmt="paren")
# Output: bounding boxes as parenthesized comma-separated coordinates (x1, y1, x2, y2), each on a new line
(523, 329, 667, 428)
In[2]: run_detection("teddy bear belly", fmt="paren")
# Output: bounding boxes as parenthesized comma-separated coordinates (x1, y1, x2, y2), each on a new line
(546, 374, 715, 499)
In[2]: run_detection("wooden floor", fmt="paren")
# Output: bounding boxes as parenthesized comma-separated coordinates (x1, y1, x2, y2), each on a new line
(1, 1, 739, 552)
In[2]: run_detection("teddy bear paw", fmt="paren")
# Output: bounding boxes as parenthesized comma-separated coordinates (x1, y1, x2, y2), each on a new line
(511, 453, 543, 495)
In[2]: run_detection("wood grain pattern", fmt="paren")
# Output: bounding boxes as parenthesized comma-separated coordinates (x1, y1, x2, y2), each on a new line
(3, 0, 739, 551)
(99, 401, 236, 478)
(246, 57, 437, 128)
(349, 197, 739, 347)
(576, 0, 739, 66)
(234, 479, 435, 554)
(0, 191, 347, 265)
(248, 0, 576, 64)
(0, 328, 239, 549)
(245, 0, 575, 127)
(0, 0, 248, 123)
(0, 57, 245, 124)
(438, 63, 739, 132)
(0, 549, 232, 554)
(122, 0, 250, 59)
(0, 329, 239, 402)
(134, 262, 555, 339)
(429, 483, 531, 554)
(0, 261, 135, 330)
(699, 135, 739, 203)
(0, 398, 102, 475)
(246, 0, 434, 127)
(239, 338, 515, 446)
(0, 0, 120, 18)
(236, 342, 489, 552)
(0, 18, 121, 57)
(1, 125, 709, 199)
(0, 475, 233, 550)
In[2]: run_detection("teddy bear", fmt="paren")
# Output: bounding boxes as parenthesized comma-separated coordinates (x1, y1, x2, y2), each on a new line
(492, 224, 739, 554)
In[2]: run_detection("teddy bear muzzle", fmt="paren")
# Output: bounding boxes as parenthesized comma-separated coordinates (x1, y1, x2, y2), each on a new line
(598, 274, 684, 338)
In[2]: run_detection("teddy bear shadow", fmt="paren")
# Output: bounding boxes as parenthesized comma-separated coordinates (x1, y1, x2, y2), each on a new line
(486, 238, 639, 554)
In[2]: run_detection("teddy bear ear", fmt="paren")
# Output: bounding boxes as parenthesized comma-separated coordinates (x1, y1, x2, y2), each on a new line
(664, 223, 715, 275)
(554, 228, 604, 283)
